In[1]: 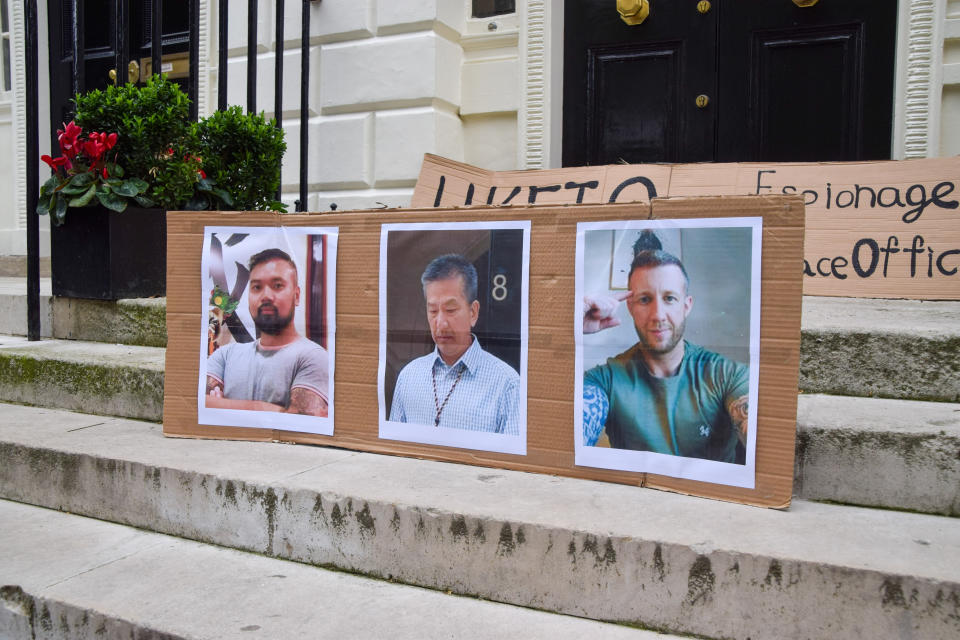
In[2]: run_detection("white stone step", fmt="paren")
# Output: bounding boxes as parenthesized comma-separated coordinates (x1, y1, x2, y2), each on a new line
(801, 296, 960, 402)
(0, 404, 957, 640)
(0, 336, 164, 421)
(0, 500, 659, 640)
(0, 277, 166, 346)
(1, 334, 955, 515)
(796, 394, 960, 515)
(2, 287, 958, 401)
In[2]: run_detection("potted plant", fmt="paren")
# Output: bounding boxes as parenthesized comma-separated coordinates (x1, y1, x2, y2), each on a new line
(37, 76, 284, 300)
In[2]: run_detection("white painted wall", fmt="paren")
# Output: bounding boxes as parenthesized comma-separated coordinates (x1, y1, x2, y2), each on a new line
(0, 1, 956, 258)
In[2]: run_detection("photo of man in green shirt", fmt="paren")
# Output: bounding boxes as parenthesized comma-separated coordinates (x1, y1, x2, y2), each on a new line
(580, 228, 751, 465)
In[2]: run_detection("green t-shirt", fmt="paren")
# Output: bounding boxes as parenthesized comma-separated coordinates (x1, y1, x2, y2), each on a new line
(584, 341, 749, 463)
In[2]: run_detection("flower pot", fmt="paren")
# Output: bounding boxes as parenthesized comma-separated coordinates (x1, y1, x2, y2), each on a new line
(50, 206, 166, 300)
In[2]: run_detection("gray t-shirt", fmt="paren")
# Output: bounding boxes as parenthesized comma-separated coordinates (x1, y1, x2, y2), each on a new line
(207, 337, 329, 409)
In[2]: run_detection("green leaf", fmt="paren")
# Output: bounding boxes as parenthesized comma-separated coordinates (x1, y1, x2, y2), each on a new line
(60, 182, 89, 195)
(105, 162, 124, 178)
(96, 190, 127, 212)
(68, 183, 98, 208)
(184, 195, 207, 210)
(41, 175, 60, 192)
(212, 188, 233, 206)
(113, 179, 141, 197)
(133, 194, 156, 208)
(69, 172, 95, 187)
(105, 177, 123, 187)
(127, 177, 149, 193)
(52, 195, 68, 225)
(35, 197, 50, 216)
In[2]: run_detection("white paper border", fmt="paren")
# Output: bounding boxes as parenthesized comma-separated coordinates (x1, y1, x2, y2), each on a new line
(574, 217, 762, 488)
(197, 225, 338, 436)
(378, 220, 531, 456)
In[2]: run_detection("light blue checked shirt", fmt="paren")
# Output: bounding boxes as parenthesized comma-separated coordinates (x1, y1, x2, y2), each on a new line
(390, 337, 520, 435)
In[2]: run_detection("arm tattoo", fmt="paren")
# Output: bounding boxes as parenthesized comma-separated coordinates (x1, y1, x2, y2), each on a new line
(287, 388, 329, 417)
(727, 394, 749, 445)
(206, 376, 222, 395)
(583, 383, 610, 446)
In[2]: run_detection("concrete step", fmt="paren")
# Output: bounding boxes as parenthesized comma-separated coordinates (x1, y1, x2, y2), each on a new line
(0, 277, 166, 347)
(800, 296, 960, 402)
(0, 336, 164, 421)
(0, 404, 957, 640)
(0, 500, 660, 640)
(1, 282, 958, 400)
(796, 394, 960, 516)
(0, 331, 956, 514)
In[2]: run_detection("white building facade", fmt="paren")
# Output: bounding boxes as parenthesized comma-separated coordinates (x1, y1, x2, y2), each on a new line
(1, 0, 958, 257)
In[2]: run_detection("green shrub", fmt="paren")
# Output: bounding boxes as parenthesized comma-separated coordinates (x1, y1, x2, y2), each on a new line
(195, 106, 287, 212)
(72, 76, 205, 209)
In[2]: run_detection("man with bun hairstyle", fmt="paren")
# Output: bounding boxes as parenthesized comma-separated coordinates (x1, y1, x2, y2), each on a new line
(581, 231, 749, 463)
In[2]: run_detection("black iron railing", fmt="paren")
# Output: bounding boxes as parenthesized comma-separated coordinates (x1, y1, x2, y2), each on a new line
(24, 0, 319, 340)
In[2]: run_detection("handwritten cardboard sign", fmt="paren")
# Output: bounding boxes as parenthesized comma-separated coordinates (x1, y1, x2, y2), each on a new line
(412, 154, 960, 300)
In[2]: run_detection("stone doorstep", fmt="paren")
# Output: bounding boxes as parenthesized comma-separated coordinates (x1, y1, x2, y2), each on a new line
(0, 335, 957, 514)
(795, 394, 960, 516)
(0, 405, 957, 640)
(0, 337, 164, 422)
(0, 293, 959, 399)
(0, 278, 165, 347)
(0, 501, 660, 640)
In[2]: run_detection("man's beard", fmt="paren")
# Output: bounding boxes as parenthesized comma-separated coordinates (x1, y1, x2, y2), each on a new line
(637, 317, 686, 355)
(253, 304, 295, 335)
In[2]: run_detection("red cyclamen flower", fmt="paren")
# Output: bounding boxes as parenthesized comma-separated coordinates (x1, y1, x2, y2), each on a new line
(41, 154, 70, 171)
(57, 121, 82, 159)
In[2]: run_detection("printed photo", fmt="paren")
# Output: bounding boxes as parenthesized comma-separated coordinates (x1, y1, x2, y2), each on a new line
(197, 226, 337, 435)
(575, 217, 762, 488)
(378, 221, 530, 455)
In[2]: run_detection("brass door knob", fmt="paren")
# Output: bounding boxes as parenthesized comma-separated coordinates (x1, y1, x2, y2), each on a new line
(128, 60, 140, 84)
(617, 0, 650, 26)
(697, 1, 711, 14)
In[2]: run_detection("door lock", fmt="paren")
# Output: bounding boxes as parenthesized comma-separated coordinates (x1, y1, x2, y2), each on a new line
(617, 0, 650, 26)
(128, 60, 140, 84)
(697, 1, 711, 14)
(108, 69, 118, 85)
(792, 0, 819, 6)
(695, 94, 710, 108)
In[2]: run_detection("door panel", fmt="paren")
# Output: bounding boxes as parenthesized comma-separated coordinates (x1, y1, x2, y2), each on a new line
(588, 45, 682, 163)
(47, 0, 191, 151)
(563, 0, 898, 165)
(752, 27, 862, 161)
(717, 0, 897, 162)
(564, 1, 717, 166)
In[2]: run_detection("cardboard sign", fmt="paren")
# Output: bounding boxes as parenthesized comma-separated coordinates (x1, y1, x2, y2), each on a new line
(412, 154, 960, 300)
(163, 195, 803, 508)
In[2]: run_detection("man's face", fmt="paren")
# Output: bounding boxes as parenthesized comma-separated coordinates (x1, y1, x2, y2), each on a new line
(248, 258, 299, 335)
(424, 275, 479, 364)
(626, 264, 693, 355)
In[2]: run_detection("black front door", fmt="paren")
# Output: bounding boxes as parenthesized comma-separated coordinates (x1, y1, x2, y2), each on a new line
(47, 0, 190, 147)
(563, 0, 898, 166)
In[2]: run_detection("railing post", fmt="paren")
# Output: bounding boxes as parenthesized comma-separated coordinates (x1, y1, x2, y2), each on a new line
(70, 0, 84, 94)
(151, 0, 162, 80)
(189, 0, 200, 121)
(247, 0, 258, 113)
(218, 0, 228, 111)
(299, 0, 310, 211)
(275, 0, 284, 202)
(25, 0, 40, 341)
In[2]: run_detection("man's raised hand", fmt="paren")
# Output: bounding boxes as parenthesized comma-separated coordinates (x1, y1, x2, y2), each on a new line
(583, 291, 631, 334)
